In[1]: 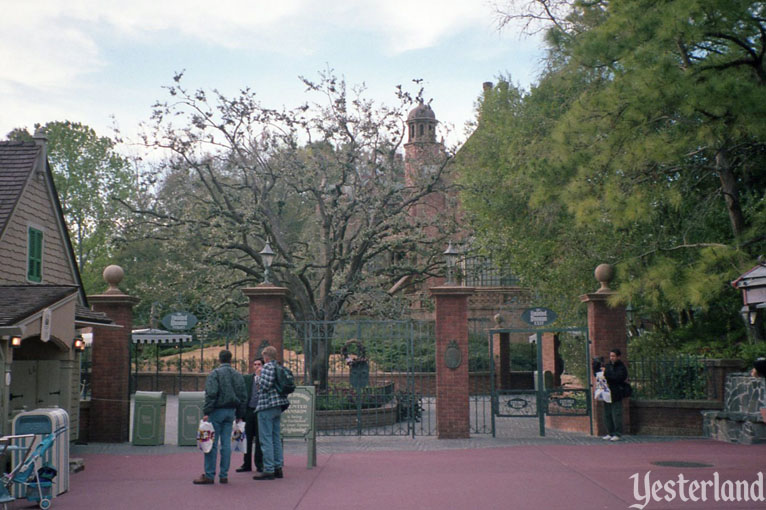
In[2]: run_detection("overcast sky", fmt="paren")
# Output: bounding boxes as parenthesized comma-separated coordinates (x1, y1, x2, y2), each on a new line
(0, 1, 545, 151)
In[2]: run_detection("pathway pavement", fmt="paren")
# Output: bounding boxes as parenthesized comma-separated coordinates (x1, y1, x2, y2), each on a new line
(55, 437, 766, 510)
(11, 396, 763, 509)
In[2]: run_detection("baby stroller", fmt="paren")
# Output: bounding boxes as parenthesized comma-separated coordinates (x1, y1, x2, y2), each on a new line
(0, 428, 65, 510)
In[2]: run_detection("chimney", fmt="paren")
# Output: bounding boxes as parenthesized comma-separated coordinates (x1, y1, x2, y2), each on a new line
(33, 127, 48, 146)
(33, 128, 48, 174)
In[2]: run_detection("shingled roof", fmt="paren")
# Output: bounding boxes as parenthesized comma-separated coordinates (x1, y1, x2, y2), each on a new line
(0, 285, 114, 328)
(0, 141, 40, 239)
(74, 304, 114, 325)
(0, 285, 79, 327)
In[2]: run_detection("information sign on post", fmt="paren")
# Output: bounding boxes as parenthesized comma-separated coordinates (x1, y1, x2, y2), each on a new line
(161, 312, 198, 331)
(521, 307, 557, 327)
(281, 386, 316, 468)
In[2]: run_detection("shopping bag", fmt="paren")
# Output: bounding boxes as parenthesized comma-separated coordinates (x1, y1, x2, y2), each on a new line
(231, 420, 247, 453)
(594, 370, 612, 403)
(197, 419, 215, 453)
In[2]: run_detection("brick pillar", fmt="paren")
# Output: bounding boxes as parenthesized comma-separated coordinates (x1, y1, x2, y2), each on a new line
(540, 332, 561, 388)
(580, 264, 629, 436)
(497, 332, 511, 389)
(430, 285, 475, 439)
(243, 284, 288, 366)
(87, 265, 139, 443)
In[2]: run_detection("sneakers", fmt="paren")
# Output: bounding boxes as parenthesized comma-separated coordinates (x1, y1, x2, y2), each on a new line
(235, 466, 251, 473)
(602, 435, 612, 440)
(610, 435, 622, 441)
(253, 472, 275, 481)
(275, 468, 283, 479)
(192, 475, 214, 485)
(219, 477, 228, 484)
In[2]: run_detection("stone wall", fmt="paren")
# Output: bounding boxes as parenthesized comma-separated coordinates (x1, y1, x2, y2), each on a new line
(702, 373, 766, 444)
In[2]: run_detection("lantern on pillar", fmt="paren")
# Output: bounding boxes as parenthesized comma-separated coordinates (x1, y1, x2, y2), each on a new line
(443, 242, 458, 285)
(260, 241, 275, 283)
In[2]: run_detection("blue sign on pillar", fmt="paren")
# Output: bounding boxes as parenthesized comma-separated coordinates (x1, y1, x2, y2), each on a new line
(521, 307, 557, 327)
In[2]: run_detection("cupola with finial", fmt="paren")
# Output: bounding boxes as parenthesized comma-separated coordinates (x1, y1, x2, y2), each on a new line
(406, 101, 437, 144)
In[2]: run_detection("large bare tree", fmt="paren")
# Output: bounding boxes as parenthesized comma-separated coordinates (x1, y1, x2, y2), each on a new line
(121, 71, 460, 384)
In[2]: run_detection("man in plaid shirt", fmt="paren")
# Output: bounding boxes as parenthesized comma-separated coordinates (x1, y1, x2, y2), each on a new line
(253, 346, 290, 480)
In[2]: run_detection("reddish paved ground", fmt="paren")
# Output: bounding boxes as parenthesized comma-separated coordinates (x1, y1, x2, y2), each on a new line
(21, 439, 766, 510)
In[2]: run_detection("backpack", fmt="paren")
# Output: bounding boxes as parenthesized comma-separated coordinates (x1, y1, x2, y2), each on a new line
(274, 364, 296, 397)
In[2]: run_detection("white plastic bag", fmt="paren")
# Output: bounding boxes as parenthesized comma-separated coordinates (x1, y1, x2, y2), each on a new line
(594, 370, 612, 403)
(197, 419, 215, 453)
(231, 420, 247, 453)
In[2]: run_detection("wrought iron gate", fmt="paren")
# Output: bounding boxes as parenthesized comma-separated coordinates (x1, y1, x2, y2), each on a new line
(284, 320, 436, 436)
(489, 327, 592, 437)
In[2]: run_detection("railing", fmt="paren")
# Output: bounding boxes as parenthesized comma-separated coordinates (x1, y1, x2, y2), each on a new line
(629, 355, 710, 400)
(462, 256, 520, 287)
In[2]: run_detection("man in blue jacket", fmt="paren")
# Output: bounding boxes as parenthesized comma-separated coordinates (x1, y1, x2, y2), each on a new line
(253, 346, 290, 480)
(193, 350, 246, 485)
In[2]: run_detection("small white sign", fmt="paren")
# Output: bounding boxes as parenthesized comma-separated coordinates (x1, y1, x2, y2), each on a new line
(41, 308, 52, 342)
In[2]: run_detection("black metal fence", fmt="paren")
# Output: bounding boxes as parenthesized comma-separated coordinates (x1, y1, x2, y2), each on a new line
(629, 355, 711, 400)
(129, 320, 249, 394)
(468, 318, 493, 434)
(284, 320, 437, 436)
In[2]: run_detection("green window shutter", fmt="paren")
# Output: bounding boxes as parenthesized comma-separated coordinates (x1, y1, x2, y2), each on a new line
(27, 227, 43, 282)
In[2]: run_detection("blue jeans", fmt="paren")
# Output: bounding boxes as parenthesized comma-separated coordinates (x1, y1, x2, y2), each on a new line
(257, 406, 283, 473)
(204, 407, 236, 479)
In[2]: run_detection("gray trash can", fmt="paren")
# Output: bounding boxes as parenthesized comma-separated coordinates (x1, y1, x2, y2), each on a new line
(132, 391, 166, 445)
(12, 408, 69, 497)
(178, 391, 205, 446)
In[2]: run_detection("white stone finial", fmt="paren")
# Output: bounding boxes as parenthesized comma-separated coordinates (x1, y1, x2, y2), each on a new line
(594, 263, 614, 293)
(103, 265, 125, 294)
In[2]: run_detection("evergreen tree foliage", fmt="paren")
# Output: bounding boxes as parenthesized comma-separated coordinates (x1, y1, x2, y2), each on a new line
(461, 0, 766, 347)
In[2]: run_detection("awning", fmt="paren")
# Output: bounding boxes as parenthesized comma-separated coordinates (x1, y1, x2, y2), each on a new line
(131, 328, 193, 344)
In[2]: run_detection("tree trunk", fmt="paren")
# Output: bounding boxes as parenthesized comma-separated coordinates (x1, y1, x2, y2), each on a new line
(716, 148, 746, 240)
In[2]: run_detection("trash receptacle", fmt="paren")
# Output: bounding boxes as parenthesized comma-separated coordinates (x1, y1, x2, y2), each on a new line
(12, 408, 69, 497)
(132, 391, 166, 445)
(178, 391, 205, 446)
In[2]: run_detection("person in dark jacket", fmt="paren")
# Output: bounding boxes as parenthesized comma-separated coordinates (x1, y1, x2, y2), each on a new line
(752, 358, 766, 378)
(236, 357, 264, 473)
(193, 350, 246, 485)
(603, 348, 628, 441)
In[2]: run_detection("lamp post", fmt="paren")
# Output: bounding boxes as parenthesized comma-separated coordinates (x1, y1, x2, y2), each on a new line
(444, 242, 458, 285)
(741, 305, 758, 326)
(260, 241, 275, 284)
(732, 260, 766, 343)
